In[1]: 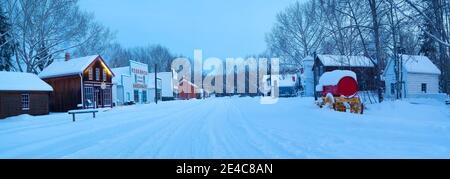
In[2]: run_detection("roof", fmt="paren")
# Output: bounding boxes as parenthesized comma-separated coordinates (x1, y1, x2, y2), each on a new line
(264, 74, 298, 87)
(317, 55, 374, 67)
(0, 72, 53, 92)
(39, 55, 103, 79)
(180, 79, 200, 89)
(400, 55, 441, 75)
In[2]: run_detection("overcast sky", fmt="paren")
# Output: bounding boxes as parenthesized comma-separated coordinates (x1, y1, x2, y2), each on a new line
(79, 0, 299, 59)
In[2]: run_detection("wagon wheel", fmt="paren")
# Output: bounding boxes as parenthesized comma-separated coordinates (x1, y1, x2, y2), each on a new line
(350, 100, 364, 114)
(322, 93, 335, 109)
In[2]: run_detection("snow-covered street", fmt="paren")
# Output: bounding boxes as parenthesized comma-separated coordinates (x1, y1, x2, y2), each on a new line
(0, 97, 449, 159)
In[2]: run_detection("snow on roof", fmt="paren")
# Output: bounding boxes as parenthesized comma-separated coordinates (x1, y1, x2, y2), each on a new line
(317, 55, 374, 67)
(269, 74, 298, 87)
(401, 55, 441, 75)
(180, 79, 201, 89)
(39, 55, 100, 79)
(316, 70, 357, 91)
(0, 72, 53, 91)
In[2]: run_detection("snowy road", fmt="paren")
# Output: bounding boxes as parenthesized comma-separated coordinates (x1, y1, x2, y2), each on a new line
(1, 97, 449, 159)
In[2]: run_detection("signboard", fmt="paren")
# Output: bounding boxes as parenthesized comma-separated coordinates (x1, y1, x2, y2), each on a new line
(130, 60, 149, 90)
(101, 82, 107, 90)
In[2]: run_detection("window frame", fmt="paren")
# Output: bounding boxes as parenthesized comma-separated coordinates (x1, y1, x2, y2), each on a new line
(421, 83, 427, 93)
(88, 68, 93, 81)
(391, 83, 395, 95)
(21, 94, 30, 111)
(95, 68, 100, 81)
(102, 69, 107, 82)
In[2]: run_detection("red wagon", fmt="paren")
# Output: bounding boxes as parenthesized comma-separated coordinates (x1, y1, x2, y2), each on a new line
(316, 70, 364, 114)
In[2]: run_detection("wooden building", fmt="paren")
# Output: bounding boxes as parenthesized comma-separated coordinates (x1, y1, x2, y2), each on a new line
(39, 54, 115, 112)
(313, 55, 377, 94)
(0, 72, 53, 119)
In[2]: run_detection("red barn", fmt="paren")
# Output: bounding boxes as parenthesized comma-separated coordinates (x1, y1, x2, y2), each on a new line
(178, 79, 201, 100)
(39, 54, 115, 112)
(0, 72, 53, 119)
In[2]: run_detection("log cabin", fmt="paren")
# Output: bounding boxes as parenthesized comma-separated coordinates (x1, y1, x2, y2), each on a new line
(39, 54, 115, 112)
(0, 72, 53, 119)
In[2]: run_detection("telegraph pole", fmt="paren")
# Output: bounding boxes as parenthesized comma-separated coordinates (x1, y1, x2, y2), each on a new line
(155, 63, 158, 104)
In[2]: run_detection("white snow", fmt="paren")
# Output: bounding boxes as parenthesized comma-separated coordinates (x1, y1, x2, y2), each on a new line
(401, 55, 441, 75)
(278, 74, 298, 87)
(0, 72, 53, 91)
(39, 55, 99, 79)
(0, 97, 449, 159)
(318, 55, 374, 67)
(316, 70, 357, 91)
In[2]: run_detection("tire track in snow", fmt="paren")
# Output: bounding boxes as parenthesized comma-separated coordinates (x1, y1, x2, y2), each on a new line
(0, 101, 207, 158)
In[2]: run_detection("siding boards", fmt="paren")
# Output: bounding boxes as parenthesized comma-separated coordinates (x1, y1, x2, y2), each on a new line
(43, 75, 81, 112)
(407, 73, 440, 95)
(0, 92, 50, 119)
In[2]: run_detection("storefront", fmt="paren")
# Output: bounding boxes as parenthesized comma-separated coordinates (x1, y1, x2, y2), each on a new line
(112, 60, 159, 105)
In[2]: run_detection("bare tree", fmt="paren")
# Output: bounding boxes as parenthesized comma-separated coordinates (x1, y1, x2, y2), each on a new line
(266, 0, 325, 67)
(4, 0, 113, 73)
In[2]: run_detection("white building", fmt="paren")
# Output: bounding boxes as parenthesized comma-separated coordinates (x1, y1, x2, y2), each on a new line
(384, 55, 442, 99)
(112, 60, 160, 105)
(149, 70, 178, 101)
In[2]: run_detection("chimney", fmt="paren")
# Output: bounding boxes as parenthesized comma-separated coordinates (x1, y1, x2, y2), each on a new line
(65, 52, 70, 61)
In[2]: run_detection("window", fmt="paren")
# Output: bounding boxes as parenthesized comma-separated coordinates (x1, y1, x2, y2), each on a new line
(21, 94, 29, 110)
(84, 87, 94, 108)
(391, 83, 395, 95)
(135, 74, 138, 83)
(88, 68, 93, 80)
(95, 68, 100, 81)
(102, 69, 107, 82)
(134, 90, 140, 103)
(126, 92, 131, 102)
(143, 76, 146, 84)
(142, 90, 147, 103)
(421, 83, 427, 93)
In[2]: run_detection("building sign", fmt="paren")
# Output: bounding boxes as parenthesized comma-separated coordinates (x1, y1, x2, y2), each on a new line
(130, 60, 149, 90)
(133, 83, 148, 89)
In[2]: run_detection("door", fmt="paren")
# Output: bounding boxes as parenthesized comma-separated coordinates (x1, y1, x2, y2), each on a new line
(94, 87, 103, 108)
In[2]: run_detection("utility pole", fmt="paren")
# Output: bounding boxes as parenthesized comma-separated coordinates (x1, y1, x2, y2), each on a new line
(155, 63, 158, 104)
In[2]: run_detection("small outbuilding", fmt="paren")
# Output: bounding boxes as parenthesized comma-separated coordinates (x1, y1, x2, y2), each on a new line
(178, 78, 202, 100)
(384, 55, 442, 99)
(0, 72, 53, 119)
(312, 54, 377, 93)
(149, 70, 179, 101)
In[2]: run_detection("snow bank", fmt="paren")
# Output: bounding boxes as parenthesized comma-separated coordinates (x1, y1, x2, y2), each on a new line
(0, 72, 53, 91)
(0, 97, 449, 159)
(316, 70, 357, 91)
